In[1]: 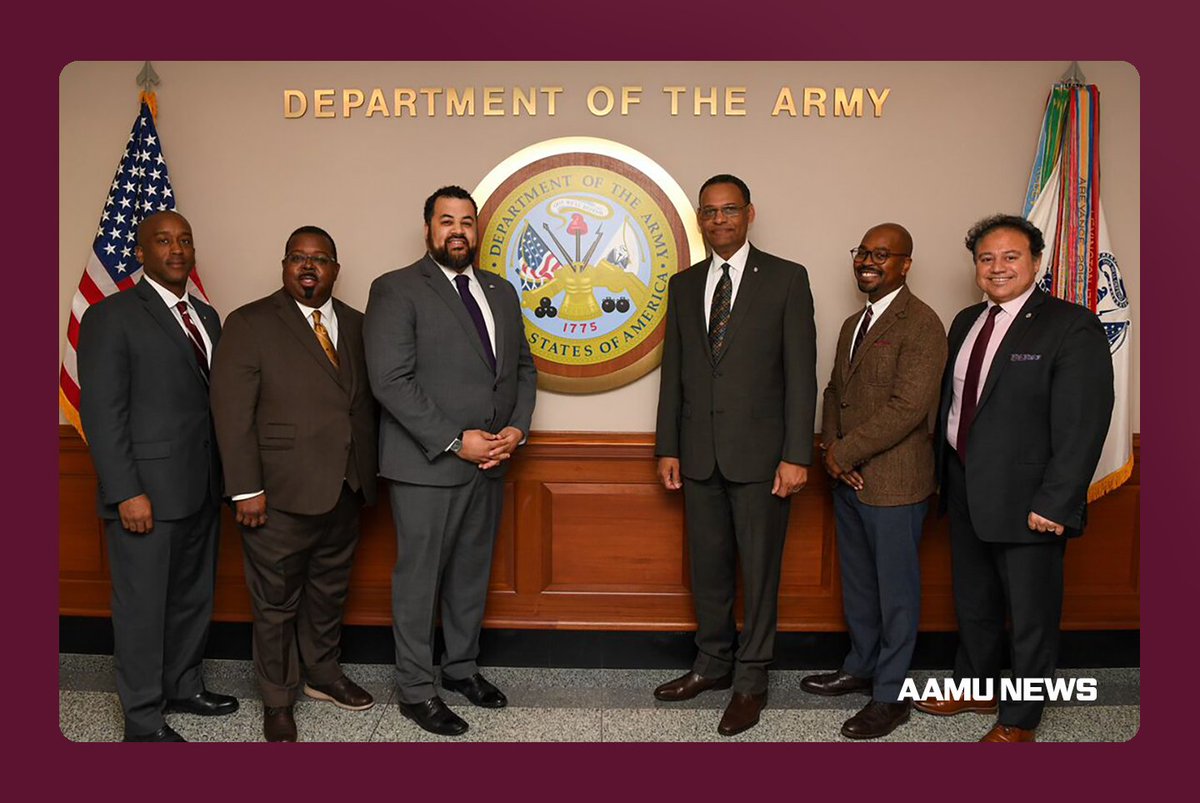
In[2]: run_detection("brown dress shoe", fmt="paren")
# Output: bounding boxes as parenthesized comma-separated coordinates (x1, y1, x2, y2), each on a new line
(912, 696, 997, 716)
(718, 692, 767, 736)
(304, 676, 375, 711)
(263, 706, 297, 742)
(800, 670, 872, 697)
(980, 724, 1036, 742)
(841, 701, 910, 739)
(653, 671, 732, 702)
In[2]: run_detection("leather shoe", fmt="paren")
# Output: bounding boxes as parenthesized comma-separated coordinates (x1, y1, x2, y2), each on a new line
(441, 673, 507, 708)
(653, 671, 733, 702)
(840, 700, 910, 739)
(913, 696, 997, 716)
(399, 696, 468, 736)
(718, 691, 767, 736)
(304, 676, 375, 711)
(165, 689, 239, 717)
(122, 725, 185, 742)
(800, 670, 872, 697)
(263, 706, 297, 742)
(980, 724, 1036, 742)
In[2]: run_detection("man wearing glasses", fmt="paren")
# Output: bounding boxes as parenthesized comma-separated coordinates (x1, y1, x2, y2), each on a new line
(654, 174, 816, 736)
(210, 226, 379, 742)
(801, 223, 946, 739)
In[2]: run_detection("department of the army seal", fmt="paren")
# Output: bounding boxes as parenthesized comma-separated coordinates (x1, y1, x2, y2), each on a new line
(475, 137, 703, 393)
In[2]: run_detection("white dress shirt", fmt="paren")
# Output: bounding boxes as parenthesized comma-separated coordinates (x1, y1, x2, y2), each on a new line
(143, 274, 213, 364)
(703, 240, 751, 327)
(945, 283, 1038, 451)
(295, 296, 338, 349)
(848, 284, 903, 364)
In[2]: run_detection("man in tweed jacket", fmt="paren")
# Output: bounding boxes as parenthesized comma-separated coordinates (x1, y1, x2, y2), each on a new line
(802, 223, 947, 739)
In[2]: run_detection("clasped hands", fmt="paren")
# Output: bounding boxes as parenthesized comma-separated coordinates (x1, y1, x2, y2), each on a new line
(821, 442, 864, 491)
(456, 427, 524, 470)
(657, 458, 807, 499)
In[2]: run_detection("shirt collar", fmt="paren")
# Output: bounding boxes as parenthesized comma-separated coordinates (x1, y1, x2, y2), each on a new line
(294, 294, 335, 322)
(142, 274, 189, 307)
(987, 282, 1038, 317)
(865, 284, 904, 318)
(433, 255, 474, 285)
(709, 240, 751, 276)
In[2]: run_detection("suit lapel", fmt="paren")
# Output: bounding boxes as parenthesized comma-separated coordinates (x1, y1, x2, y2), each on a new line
(846, 286, 910, 380)
(712, 246, 763, 366)
(976, 289, 1046, 413)
(273, 290, 344, 387)
(331, 298, 357, 393)
(421, 257, 495, 372)
(135, 279, 208, 387)
(477, 268, 506, 377)
(679, 261, 713, 363)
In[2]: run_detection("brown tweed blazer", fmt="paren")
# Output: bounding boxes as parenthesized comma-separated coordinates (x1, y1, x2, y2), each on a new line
(820, 284, 947, 506)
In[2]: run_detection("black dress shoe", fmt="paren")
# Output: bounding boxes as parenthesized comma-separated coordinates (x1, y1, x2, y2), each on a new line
(399, 696, 469, 736)
(841, 700, 910, 739)
(653, 671, 733, 702)
(800, 670, 872, 697)
(165, 690, 239, 717)
(122, 725, 186, 742)
(304, 676, 375, 711)
(263, 706, 297, 742)
(718, 691, 767, 736)
(441, 673, 507, 709)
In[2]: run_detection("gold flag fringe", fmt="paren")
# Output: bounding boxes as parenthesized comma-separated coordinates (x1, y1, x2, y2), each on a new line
(1087, 451, 1133, 503)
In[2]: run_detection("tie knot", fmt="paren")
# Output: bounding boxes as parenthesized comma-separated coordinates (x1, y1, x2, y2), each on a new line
(720, 262, 730, 276)
(988, 304, 1003, 318)
(311, 310, 322, 325)
(176, 301, 188, 314)
(454, 273, 470, 289)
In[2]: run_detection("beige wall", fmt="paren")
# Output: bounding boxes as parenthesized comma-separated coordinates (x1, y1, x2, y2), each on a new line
(59, 61, 1140, 432)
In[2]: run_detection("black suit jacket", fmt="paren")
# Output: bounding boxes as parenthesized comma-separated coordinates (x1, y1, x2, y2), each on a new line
(364, 256, 537, 487)
(936, 288, 1114, 542)
(78, 278, 222, 521)
(210, 289, 379, 515)
(656, 245, 817, 482)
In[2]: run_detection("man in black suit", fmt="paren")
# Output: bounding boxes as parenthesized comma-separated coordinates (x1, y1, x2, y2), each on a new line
(654, 174, 817, 736)
(916, 214, 1114, 742)
(364, 186, 537, 737)
(78, 210, 238, 742)
(210, 226, 378, 742)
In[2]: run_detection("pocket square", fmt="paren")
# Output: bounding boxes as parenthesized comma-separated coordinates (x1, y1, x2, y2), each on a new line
(873, 340, 893, 347)
(1010, 353, 1041, 362)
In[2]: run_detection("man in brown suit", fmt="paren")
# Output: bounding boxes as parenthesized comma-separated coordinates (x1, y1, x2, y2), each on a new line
(210, 226, 379, 742)
(801, 223, 947, 739)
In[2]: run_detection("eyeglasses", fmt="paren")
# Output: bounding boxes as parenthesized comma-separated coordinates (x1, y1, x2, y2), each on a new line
(851, 247, 910, 263)
(699, 204, 749, 220)
(285, 253, 336, 268)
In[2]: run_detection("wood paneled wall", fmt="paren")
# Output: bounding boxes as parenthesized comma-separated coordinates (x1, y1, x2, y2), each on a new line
(59, 429, 1140, 631)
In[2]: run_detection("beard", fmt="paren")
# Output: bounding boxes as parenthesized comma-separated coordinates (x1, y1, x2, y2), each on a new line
(428, 235, 475, 271)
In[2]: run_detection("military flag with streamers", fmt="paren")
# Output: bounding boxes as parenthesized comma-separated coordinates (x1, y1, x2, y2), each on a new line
(1023, 79, 1133, 500)
(59, 93, 212, 439)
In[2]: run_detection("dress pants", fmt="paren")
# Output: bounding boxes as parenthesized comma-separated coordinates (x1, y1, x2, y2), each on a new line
(388, 472, 503, 704)
(105, 502, 220, 734)
(832, 483, 927, 702)
(239, 484, 362, 707)
(682, 467, 791, 695)
(945, 454, 1067, 730)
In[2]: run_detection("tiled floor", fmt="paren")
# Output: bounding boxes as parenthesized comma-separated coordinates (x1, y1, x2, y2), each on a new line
(59, 655, 1139, 743)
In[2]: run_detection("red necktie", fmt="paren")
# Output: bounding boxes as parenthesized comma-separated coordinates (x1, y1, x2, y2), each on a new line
(956, 305, 1002, 462)
(176, 301, 210, 380)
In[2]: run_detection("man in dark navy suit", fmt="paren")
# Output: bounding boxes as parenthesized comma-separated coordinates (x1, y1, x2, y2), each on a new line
(916, 214, 1113, 742)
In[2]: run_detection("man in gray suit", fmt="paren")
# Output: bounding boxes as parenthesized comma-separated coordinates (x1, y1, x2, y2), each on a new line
(802, 223, 947, 739)
(78, 210, 238, 741)
(210, 225, 378, 742)
(364, 186, 536, 736)
(654, 174, 817, 736)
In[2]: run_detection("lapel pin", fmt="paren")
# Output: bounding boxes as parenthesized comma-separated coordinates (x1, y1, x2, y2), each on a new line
(753, 266, 758, 273)
(1025, 312, 1032, 318)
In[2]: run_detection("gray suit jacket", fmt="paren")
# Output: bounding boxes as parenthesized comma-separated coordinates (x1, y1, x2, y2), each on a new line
(821, 284, 947, 506)
(78, 278, 222, 521)
(655, 245, 817, 482)
(210, 289, 379, 515)
(363, 256, 537, 486)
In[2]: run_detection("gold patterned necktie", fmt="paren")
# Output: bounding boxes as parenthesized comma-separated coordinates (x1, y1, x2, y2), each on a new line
(312, 310, 339, 368)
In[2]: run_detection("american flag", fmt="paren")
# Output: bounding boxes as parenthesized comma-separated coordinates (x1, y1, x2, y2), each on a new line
(517, 223, 560, 291)
(59, 96, 212, 438)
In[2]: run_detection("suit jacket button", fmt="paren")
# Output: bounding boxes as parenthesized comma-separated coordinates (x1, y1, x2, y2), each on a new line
(714, 408, 724, 414)
(840, 402, 849, 408)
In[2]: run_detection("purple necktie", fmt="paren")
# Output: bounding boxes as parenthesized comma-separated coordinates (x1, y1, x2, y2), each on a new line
(454, 273, 496, 373)
(176, 301, 210, 381)
(850, 304, 873, 363)
(956, 305, 1003, 462)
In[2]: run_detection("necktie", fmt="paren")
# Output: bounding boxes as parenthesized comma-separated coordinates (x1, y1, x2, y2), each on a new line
(175, 301, 209, 380)
(850, 304, 873, 363)
(311, 310, 339, 368)
(708, 263, 732, 359)
(454, 273, 497, 373)
(956, 305, 1003, 462)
